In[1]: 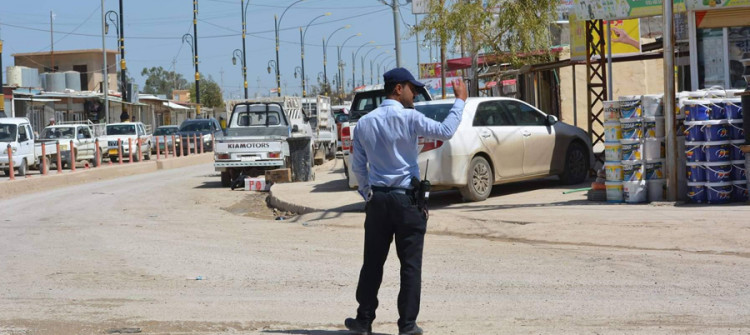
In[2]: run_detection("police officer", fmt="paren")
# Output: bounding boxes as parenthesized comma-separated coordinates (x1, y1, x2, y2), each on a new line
(345, 68, 467, 335)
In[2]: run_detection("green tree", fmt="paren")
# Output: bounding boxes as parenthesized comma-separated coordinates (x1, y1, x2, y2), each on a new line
(418, 0, 558, 92)
(189, 75, 224, 109)
(140, 66, 188, 99)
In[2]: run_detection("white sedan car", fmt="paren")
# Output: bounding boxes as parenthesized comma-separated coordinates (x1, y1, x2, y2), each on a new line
(346, 97, 593, 202)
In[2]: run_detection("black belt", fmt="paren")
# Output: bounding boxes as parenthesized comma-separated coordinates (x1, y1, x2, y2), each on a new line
(372, 186, 412, 195)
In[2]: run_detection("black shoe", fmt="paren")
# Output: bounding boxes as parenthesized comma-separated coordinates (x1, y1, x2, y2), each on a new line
(399, 325, 423, 335)
(344, 317, 372, 335)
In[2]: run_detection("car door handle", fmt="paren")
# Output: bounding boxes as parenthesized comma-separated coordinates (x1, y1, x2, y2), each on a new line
(480, 131, 491, 138)
(522, 130, 531, 137)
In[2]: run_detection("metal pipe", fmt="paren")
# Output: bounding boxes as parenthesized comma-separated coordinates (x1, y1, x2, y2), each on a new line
(193, 0, 201, 112)
(390, 0, 402, 67)
(100, 0, 108, 123)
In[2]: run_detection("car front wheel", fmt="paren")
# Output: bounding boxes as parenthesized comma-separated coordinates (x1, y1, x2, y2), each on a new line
(459, 156, 493, 202)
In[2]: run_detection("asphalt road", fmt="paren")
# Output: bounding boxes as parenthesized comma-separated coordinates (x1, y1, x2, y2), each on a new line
(1, 163, 749, 334)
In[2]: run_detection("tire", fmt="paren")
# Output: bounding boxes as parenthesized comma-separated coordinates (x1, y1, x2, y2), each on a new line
(459, 156, 493, 202)
(559, 142, 589, 185)
(41, 156, 50, 173)
(144, 144, 151, 160)
(17, 159, 27, 176)
(325, 143, 335, 160)
(221, 171, 231, 187)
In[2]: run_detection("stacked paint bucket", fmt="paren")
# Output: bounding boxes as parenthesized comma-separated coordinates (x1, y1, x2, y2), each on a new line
(642, 94, 667, 202)
(684, 96, 747, 203)
(619, 98, 648, 203)
(603, 100, 624, 203)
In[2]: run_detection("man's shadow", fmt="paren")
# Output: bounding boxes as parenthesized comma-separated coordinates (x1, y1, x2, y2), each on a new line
(262, 330, 389, 335)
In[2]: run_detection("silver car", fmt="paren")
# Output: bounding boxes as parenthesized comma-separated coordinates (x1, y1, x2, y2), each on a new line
(413, 97, 593, 201)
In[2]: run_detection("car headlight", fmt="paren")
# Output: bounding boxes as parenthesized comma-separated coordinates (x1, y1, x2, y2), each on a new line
(2, 147, 17, 154)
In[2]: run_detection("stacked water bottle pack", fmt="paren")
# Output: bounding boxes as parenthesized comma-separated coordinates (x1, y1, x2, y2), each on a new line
(682, 92, 747, 203)
(602, 94, 666, 203)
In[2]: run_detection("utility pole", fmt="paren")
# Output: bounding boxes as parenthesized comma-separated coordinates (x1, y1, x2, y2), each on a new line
(193, 0, 201, 114)
(415, 14, 420, 75)
(390, 0, 402, 68)
(100, 0, 108, 123)
(0, 39, 4, 116)
(240, 0, 249, 99)
(50, 11, 55, 72)
(118, 0, 126, 103)
(439, 0, 446, 98)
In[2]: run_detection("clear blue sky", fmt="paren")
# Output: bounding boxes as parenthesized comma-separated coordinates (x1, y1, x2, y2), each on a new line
(1, 0, 452, 99)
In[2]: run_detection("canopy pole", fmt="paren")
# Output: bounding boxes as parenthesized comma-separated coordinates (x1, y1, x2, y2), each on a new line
(663, 0, 678, 201)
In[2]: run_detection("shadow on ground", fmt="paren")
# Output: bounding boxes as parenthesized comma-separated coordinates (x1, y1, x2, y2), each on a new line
(262, 330, 389, 335)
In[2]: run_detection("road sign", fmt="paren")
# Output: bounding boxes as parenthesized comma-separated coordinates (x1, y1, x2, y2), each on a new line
(412, 0, 429, 14)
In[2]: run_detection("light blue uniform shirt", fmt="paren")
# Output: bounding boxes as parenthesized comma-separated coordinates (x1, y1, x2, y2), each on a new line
(351, 98, 465, 198)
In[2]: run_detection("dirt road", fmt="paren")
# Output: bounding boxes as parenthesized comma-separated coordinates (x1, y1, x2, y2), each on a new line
(1, 163, 749, 334)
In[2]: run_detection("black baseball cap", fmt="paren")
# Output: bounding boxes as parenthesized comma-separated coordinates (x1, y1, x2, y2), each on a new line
(383, 67, 424, 88)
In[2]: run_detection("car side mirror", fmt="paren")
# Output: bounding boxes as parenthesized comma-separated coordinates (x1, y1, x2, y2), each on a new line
(292, 125, 300, 133)
(545, 114, 558, 126)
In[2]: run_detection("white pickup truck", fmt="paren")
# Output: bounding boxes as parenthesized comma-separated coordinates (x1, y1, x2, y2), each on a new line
(214, 97, 314, 187)
(1, 117, 58, 175)
(302, 96, 337, 163)
(38, 124, 107, 168)
(102, 122, 152, 163)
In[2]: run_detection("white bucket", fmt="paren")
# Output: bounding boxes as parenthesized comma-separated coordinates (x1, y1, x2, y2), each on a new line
(604, 142, 623, 161)
(604, 162, 624, 181)
(623, 180, 648, 203)
(647, 179, 666, 202)
(620, 118, 644, 140)
(619, 95, 641, 101)
(605, 181, 624, 203)
(604, 121, 622, 142)
(621, 160, 644, 181)
(603, 100, 621, 121)
(644, 116, 665, 138)
(620, 139, 643, 161)
(642, 94, 663, 117)
(677, 139, 687, 201)
(644, 137, 665, 161)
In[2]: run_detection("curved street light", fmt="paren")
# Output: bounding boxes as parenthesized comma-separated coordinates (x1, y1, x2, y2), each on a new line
(299, 12, 330, 97)
(231, 49, 245, 97)
(361, 46, 380, 86)
(352, 41, 374, 90)
(105, 9, 127, 105)
(371, 51, 391, 84)
(238, 0, 252, 99)
(336, 33, 361, 100)
(322, 25, 350, 96)
(273, 0, 306, 97)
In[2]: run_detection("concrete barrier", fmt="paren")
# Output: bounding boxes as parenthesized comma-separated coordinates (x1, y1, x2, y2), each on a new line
(0, 153, 214, 200)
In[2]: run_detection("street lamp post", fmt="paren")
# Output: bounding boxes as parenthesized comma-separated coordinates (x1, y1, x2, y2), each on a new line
(361, 46, 380, 86)
(300, 13, 331, 97)
(322, 25, 350, 97)
(239, 0, 250, 99)
(267, 60, 278, 94)
(294, 66, 303, 95)
(231, 48, 246, 98)
(371, 51, 391, 84)
(273, 0, 305, 97)
(192, 0, 200, 115)
(182, 33, 198, 114)
(337, 33, 361, 102)
(352, 41, 374, 91)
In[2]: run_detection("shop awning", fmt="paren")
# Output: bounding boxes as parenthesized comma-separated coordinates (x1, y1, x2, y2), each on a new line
(163, 101, 190, 110)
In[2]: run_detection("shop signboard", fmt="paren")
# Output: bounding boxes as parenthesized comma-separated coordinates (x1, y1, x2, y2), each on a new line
(570, 13, 643, 61)
(418, 62, 463, 79)
(411, 0, 429, 14)
(420, 77, 462, 98)
(686, 0, 750, 10)
(572, 0, 686, 20)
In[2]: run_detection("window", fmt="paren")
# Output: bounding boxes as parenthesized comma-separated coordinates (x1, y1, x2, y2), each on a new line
(472, 101, 513, 127)
(106, 125, 136, 135)
(231, 104, 286, 127)
(0, 124, 17, 141)
(503, 101, 547, 126)
(18, 124, 28, 141)
(415, 103, 454, 122)
(79, 127, 92, 139)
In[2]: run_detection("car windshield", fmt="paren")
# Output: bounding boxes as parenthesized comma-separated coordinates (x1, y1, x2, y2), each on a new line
(231, 104, 285, 127)
(415, 103, 454, 122)
(0, 124, 17, 141)
(154, 127, 179, 136)
(180, 122, 211, 132)
(107, 124, 136, 135)
(350, 88, 430, 121)
(41, 127, 76, 140)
